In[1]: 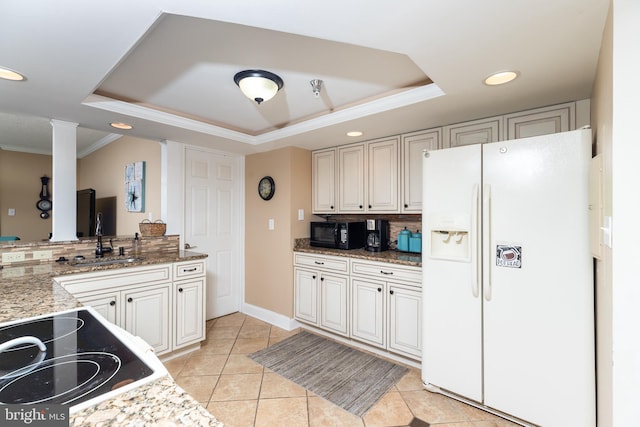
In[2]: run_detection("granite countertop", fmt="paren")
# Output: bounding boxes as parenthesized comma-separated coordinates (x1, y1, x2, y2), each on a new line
(0, 251, 223, 427)
(294, 238, 422, 267)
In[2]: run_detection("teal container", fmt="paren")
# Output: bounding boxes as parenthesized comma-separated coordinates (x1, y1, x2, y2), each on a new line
(409, 230, 422, 253)
(397, 227, 410, 252)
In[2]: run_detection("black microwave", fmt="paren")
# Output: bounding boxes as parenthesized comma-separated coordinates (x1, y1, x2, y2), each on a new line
(310, 221, 366, 250)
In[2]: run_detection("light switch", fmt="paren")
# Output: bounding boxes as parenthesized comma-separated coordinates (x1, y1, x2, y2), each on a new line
(8, 208, 15, 216)
(268, 219, 275, 230)
(298, 209, 304, 221)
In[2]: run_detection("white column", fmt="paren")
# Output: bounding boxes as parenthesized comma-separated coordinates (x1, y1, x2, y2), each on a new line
(50, 119, 79, 241)
(160, 140, 185, 242)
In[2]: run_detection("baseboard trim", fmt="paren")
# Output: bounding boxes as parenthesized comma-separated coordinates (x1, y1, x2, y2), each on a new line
(241, 302, 301, 331)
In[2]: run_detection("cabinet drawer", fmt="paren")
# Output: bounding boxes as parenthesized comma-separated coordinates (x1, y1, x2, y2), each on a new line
(294, 253, 349, 273)
(351, 260, 422, 285)
(174, 260, 206, 280)
(56, 263, 172, 294)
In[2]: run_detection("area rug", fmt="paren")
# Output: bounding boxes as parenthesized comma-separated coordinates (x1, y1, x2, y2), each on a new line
(248, 331, 408, 417)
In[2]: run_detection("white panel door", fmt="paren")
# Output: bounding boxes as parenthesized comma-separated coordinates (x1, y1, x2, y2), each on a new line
(175, 278, 205, 348)
(388, 285, 421, 358)
(351, 278, 384, 346)
(338, 144, 365, 212)
(482, 130, 594, 426)
(294, 268, 318, 325)
(185, 149, 241, 319)
(422, 144, 483, 402)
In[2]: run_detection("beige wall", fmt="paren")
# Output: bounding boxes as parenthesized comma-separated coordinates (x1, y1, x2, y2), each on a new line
(591, 3, 613, 425)
(77, 136, 162, 236)
(0, 149, 53, 241)
(244, 147, 311, 317)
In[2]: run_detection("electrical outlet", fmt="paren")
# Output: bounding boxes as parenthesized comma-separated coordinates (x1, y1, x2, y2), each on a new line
(2, 251, 25, 263)
(33, 250, 53, 260)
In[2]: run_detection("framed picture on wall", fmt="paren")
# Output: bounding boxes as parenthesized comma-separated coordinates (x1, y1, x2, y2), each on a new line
(125, 161, 145, 212)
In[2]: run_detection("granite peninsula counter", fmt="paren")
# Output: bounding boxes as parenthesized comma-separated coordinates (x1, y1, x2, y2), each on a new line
(0, 250, 223, 427)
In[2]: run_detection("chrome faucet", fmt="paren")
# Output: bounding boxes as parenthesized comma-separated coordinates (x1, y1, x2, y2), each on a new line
(95, 212, 113, 258)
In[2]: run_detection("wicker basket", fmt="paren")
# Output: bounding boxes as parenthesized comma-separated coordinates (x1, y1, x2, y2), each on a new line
(139, 219, 166, 236)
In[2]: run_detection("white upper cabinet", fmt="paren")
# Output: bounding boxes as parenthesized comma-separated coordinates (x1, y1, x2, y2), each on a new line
(367, 136, 399, 212)
(312, 148, 337, 214)
(312, 100, 587, 214)
(338, 143, 366, 213)
(401, 129, 441, 213)
(443, 116, 502, 148)
(504, 102, 575, 140)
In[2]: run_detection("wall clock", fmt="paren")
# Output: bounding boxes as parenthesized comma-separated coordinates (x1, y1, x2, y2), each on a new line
(36, 175, 52, 219)
(258, 176, 275, 201)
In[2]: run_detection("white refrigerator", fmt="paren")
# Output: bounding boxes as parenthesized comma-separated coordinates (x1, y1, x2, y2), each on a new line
(421, 129, 595, 426)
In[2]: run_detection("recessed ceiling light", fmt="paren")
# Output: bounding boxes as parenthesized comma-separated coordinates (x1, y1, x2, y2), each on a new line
(110, 122, 133, 130)
(0, 67, 26, 81)
(347, 131, 363, 137)
(484, 71, 519, 86)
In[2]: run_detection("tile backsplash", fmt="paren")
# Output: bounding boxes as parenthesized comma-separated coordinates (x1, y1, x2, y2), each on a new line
(0, 235, 180, 266)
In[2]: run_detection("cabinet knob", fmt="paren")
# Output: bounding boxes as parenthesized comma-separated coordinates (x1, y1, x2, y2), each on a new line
(178, 288, 183, 293)
(368, 205, 371, 209)
(404, 203, 409, 208)
(109, 301, 116, 306)
(377, 287, 382, 292)
(320, 277, 324, 281)
(359, 205, 363, 209)
(389, 290, 395, 295)
(127, 297, 133, 303)
(330, 205, 334, 209)
(312, 275, 316, 279)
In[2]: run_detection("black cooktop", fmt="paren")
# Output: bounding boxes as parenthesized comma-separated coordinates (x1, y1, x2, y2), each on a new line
(0, 308, 154, 407)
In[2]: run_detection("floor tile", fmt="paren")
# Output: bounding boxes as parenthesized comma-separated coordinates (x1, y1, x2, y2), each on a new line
(200, 338, 237, 354)
(400, 389, 468, 424)
(174, 374, 219, 403)
(395, 367, 424, 392)
(211, 373, 263, 401)
(362, 391, 414, 427)
(231, 337, 269, 354)
(259, 372, 307, 399)
(209, 325, 243, 339)
(308, 396, 364, 427)
(254, 397, 309, 427)
(180, 353, 229, 376)
(223, 354, 265, 375)
(238, 323, 271, 339)
(207, 399, 257, 427)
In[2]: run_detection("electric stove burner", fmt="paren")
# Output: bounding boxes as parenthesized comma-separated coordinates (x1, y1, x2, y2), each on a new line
(0, 352, 121, 405)
(0, 308, 163, 413)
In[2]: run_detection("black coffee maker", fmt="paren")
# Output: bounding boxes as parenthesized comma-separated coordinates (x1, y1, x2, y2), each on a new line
(365, 219, 389, 252)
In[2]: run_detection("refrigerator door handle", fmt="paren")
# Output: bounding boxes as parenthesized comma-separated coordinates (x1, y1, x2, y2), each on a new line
(483, 183, 492, 302)
(471, 183, 480, 298)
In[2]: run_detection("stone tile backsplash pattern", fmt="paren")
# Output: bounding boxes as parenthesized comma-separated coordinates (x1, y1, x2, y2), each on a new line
(0, 235, 180, 266)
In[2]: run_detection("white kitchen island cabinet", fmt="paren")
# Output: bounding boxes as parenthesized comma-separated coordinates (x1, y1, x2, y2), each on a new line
(55, 260, 206, 357)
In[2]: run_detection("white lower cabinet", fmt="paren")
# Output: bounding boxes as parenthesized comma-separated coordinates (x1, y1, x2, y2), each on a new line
(123, 284, 171, 354)
(56, 260, 206, 356)
(294, 253, 349, 337)
(294, 252, 422, 361)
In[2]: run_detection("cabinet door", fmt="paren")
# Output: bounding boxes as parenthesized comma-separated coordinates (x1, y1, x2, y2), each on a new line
(367, 137, 399, 212)
(124, 284, 171, 354)
(505, 102, 574, 139)
(312, 149, 337, 213)
(401, 129, 441, 212)
(338, 144, 366, 212)
(77, 292, 120, 325)
(294, 268, 318, 325)
(388, 285, 421, 358)
(350, 278, 385, 346)
(319, 273, 348, 336)
(443, 117, 501, 148)
(175, 278, 205, 349)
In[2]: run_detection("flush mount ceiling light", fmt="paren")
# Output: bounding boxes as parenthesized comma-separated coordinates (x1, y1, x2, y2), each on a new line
(0, 66, 26, 81)
(110, 122, 133, 130)
(484, 71, 519, 86)
(347, 131, 363, 137)
(234, 70, 284, 105)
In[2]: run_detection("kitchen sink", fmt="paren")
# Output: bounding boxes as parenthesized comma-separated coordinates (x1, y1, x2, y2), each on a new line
(70, 256, 143, 267)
